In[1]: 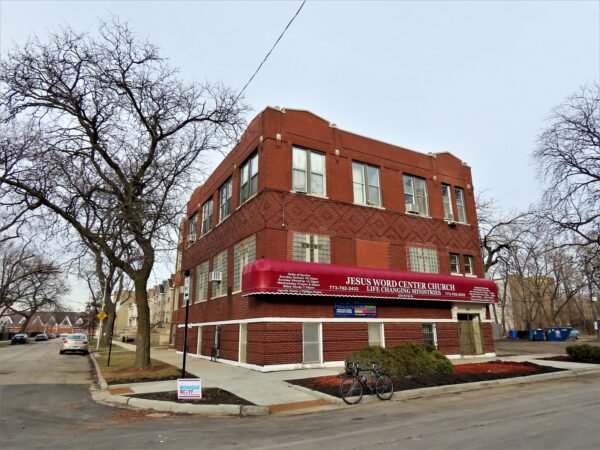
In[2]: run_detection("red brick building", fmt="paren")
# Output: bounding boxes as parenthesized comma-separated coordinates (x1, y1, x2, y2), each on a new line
(173, 107, 498, 371)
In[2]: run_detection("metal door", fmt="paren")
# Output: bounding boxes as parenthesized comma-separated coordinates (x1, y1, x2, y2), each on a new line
(458, 313, 483, 355)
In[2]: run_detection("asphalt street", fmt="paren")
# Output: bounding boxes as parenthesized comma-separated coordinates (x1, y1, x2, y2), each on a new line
(1, 340, 599, 450)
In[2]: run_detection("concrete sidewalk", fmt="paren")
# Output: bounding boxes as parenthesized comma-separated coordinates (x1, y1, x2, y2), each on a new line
(98, 342, 600, 415)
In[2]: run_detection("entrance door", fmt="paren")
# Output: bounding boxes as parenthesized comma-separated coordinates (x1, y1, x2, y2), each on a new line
(239, 323, 247, 363)
(457, 313, 483, 355)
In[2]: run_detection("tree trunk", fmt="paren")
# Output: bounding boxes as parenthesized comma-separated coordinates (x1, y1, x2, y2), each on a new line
(19, 310, 35, 333)
(100, 299, 116, 347)
(133, 275, 152, 369)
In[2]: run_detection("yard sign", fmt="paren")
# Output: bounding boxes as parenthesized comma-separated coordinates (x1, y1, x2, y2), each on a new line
(177, 378, 202, 399)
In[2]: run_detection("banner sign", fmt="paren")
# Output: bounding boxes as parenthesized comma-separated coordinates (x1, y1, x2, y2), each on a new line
(334, 304, 377, 317)
(242, 259, 498, 304)
(177, 378, 202, 399)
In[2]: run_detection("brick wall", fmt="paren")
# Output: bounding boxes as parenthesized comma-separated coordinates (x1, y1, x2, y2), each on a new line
(322, 323, 368, 362)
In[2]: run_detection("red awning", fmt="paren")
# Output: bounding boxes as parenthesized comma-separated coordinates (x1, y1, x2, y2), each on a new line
(242, 259, 498, 304)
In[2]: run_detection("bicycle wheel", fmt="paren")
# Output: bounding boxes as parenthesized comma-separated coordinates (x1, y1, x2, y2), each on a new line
(339, 375, 363, 404)
(375, 373, 394, 400)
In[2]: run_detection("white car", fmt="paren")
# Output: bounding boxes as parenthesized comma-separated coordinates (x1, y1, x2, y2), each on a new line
(60, 334, 89, 355)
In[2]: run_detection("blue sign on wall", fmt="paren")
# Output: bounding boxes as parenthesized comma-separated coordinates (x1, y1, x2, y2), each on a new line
(334, 304, 377, 318)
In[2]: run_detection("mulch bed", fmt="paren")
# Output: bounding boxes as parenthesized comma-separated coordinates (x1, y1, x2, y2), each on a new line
(538, 355, 600, 365)
(287, 361, 563, 398)
(127, 388, 255, 405)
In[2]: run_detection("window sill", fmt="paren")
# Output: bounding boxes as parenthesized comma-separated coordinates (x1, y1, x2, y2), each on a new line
(450, 272, 463, 277)
(232, 290, 241, 295)
(353, 202, 385, 210)
(291, 190, 329, 200)
(216, 215, 231, 227)
(212, 294, 227, 300)
(465, 274, 477, 278)
(237, 193, 258, 210)
(200, 229, 212, 238)
(405, 212, 431, 218)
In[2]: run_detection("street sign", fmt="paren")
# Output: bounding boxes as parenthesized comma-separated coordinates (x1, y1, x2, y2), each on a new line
(96, 311, 108, 321)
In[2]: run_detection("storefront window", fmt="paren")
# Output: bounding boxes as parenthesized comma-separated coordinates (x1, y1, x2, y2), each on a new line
(302, 323, 321, 363)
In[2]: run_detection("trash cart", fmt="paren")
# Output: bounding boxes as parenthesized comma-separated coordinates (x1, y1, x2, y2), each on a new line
(530, 328, 545, 341)
(508, 330, 518, 340)
(545, 327, 572, 342)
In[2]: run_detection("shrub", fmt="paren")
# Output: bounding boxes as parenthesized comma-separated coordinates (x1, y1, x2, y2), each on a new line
(566, 344, 600, 363)
(344, 343, 453, 377)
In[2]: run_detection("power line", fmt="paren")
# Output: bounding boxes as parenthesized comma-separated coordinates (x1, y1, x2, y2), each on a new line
(235, 1, 307, 103)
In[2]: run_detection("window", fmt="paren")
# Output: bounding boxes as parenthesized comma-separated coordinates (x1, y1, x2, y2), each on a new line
(292, 147, 326, 195)
(464, 255, 474, 275)
(195, 261, 209, 303)
(293, 233, 330, 263)
(422, 323, 438, 348)
(201, 199, 213, 235)
(441, 184, 453, 220)
(450, 253, 461, 274)
(188, 212, 198, 243)
(212, 250, 228, 298)
(352, 162, 381, 206)
(408, 247, 439, 273)
(455, 187, 467, 223)
(404, 175, 429, 216)
(240, 152, 259, 204)
(302, 323, 321, 363)
(218, 178, 232, 222)
(233, 235, 256, 293)
(368, 323, 383, 347)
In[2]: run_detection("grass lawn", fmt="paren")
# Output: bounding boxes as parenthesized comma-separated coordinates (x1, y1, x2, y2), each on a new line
(94, 347, 185, 385)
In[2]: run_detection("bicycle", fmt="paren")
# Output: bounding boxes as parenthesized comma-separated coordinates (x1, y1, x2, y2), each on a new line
(339, 361, 394, 404)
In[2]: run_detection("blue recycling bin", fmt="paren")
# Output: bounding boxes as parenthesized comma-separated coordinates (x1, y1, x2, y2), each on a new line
(508, 330, 518, 340)
(545, 327, 572, 341)
(531, 328, 545, 341)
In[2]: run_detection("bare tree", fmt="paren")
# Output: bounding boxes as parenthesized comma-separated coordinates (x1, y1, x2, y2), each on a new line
(533, 84, 600, 247)
(0, 19, 246, 367)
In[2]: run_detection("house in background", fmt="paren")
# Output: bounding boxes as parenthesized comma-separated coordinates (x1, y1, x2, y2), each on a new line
(113, 290, 136, 338)
(1, 311, 89, 336)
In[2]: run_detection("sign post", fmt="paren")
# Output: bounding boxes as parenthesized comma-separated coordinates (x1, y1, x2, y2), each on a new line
(107, 309, 118, 367)
(181, 273, 191, 378)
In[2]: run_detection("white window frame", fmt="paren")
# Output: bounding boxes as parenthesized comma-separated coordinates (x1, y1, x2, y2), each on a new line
(464, 255, 475, 276)
(455, 187, 467, 223)
(352, 161, 381, 206)
(441, 184, 454, 220)
(201, 199, 213, 235)
(195, 261, 209, 303)
(404, 174, 429, 216)
(408, 247, 439, 273)
(292, 146, 326, 196)
(218, 178, 232, 223)
(212, 250, 228, 298)
(240, 152, 259, 204)
(422, 323, 438, 349)
(450, 253, 461, 275)
(302, 322, 322, 364)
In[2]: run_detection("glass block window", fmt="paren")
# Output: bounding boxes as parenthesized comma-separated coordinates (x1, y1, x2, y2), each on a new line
(240, 152, 259, 204)
(404, 175, 429, 216)
(422, 323, 437, 348)
(218, 178, 232, 223)
(292, 147, 325, 195)
(195, 261, 209, 303)
(212, 250, 228, 298)
(450, 253, 461, 274)
(368, 323, 383, 347)
(293, 233, 330, 263)
(201, 199, 213, 235)
(408, 247, 439, 273)
(233, 234, 256, 293)
(302, 323, 321, 363)
(352, 161, 381, 206)
(455, 187, 467, 223)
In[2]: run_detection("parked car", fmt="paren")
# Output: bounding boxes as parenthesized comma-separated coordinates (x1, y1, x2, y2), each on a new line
(59, 333, 69, 338)
(47, 333, 56, 339)
(11, 333, 28, 344)
(60, 334, 89, 355)
(34, 333, 49, 341)
(569, 328, 581, 340)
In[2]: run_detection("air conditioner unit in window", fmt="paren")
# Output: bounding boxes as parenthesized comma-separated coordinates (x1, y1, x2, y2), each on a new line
(444, 214, 456, 226)
(209, 271, 222, 282)
(405, 203, 419, 214)
(188, 233, 196, 243)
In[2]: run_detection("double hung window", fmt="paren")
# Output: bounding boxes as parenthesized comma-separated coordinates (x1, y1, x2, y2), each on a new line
(455, 187, 467, 223)
(218, 179, 232, 222)
(464, 255, 474, 275)
(201, 199, 213, 235)
(293, 233, 330, 264)
(188, 213, 198, 243)
(240, 153, 259, 204)
(408, 247, 439, 273)
(352, 162, 381, 206)
(404, 175, 429, 216)
(212, 250, 228, 298)
(450, 253, 461, 274)
(292, 147, 325, 195)
(195, 261, 209, 303)
(441, 184, 454, 220)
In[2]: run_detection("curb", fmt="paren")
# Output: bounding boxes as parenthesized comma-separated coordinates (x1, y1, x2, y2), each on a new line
(87, 352, 269, 416)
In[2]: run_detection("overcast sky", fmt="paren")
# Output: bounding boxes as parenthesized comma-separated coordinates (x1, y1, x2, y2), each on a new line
(1, 0, 598, 309)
